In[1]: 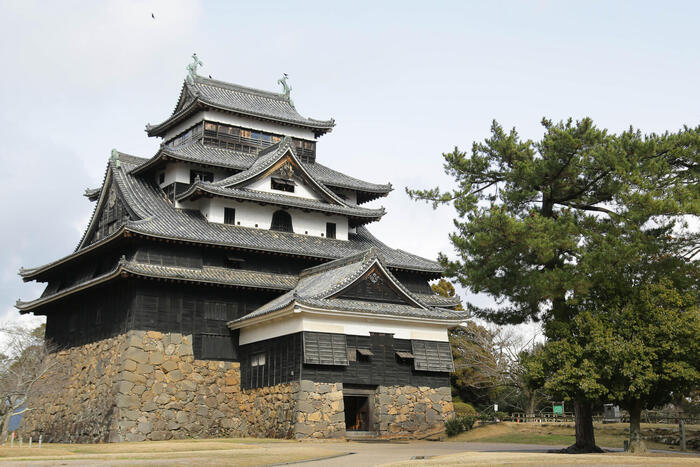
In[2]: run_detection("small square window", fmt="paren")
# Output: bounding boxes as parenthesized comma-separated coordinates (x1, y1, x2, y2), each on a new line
(326, 223, 336, 239)
(251, 353, 266, 367)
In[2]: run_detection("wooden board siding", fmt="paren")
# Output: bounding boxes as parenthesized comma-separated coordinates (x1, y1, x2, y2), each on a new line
(240, 333, 303, 389)
(240, 332, 450, 390)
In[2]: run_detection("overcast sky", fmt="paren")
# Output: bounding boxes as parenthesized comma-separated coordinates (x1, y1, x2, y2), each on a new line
(1, 1, 698, 336)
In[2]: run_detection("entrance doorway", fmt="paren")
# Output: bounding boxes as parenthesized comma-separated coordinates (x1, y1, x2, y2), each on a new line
(344, 395, 370, 431)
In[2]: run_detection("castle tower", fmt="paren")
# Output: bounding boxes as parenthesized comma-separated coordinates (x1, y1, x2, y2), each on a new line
(17, 59, 462, 442)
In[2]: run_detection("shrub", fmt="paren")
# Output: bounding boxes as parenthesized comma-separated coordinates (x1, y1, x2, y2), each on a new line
(460, 415, 476, 431)
(453, 400, 478, 417)
(445, 416, 464, 437)
(445, 415, 477, 436)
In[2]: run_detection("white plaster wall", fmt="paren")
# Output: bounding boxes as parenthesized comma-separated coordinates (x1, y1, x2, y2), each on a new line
(239, 311, 451, 346)
(246, 175, 321, 201)
(203, 110, 317, 140)
(161, 162, 230, 187)
(332, 188, 357, 205)
(193, 197, 349, 240)
(161, 113, 203, 142)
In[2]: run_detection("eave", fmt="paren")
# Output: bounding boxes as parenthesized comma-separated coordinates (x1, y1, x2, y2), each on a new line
(227, 302, 464, 331)
(17, 261, 297, 313)
(146, 97, 335, 139)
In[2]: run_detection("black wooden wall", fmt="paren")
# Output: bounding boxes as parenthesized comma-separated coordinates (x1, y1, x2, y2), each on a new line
(239, 332, 450, 390)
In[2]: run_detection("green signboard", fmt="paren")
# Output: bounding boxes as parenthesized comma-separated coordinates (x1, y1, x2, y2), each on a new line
(553, 404, 564, 415)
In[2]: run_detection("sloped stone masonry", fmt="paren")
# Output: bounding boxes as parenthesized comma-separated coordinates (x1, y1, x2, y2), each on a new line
(21, 331, 451, 442)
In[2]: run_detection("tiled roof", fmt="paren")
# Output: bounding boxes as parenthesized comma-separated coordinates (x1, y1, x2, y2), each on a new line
(130, 141, 392, 200)
(20, 154, 441, 280)
(230, 249, 463, 326)
(176, 138, 385, 221)
(16, 259, 298, 312)
(147, 76, 335, 137)
(179, 185, 385, 220)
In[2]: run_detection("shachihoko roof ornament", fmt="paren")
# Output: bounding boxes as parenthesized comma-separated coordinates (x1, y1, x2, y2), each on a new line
(110, 148, 120, 168)
(186, 53, 204, 84)
(277, 73, 294, 107)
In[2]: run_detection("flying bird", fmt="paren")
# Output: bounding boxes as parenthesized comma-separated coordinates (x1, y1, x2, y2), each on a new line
(209, 75, 212, 79)
(151, 13, 155, 19)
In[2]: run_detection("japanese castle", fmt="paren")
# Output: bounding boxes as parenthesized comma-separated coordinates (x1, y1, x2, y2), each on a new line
(17, 56, 463, 442)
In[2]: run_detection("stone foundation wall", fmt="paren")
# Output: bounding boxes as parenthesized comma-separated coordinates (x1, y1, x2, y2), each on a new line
(22, 332, 452, 442)
(240, 383, 298, 438)
(109, 331, 243, 442)
(374, 385, 454, 435)
(294, 380, 345, 439)
(21, 333, 128, 442)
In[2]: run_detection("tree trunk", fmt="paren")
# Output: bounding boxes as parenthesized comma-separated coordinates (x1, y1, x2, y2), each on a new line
(628, 399, 647, 453)
(526, 391, 537, 417)
(1, 408, 12, 444)
(557, 400, 603, 453)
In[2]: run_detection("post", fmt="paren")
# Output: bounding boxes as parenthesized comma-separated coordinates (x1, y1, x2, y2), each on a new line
(10, 432, 14, 448)
(29, 436, 32, 448)
(39, 434, 42, 448)
(679, 419, 686, 452)
(19, 437, 22, 448)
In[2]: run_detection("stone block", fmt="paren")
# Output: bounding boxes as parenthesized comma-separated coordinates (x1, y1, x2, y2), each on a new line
(117, 381, 135, 394)
(124, 348, 149, 365)
(299, 380, 316, 393)
(138, 421, 154, 434)
(137, 363, 154, 375)
(125, 433, 146, 442)
(115, 394, 139, 409)
(120, 371, 146, 384)
(149, 353, 164, 365)
(150, 430, 170, 441)
(161, 360, 178, 373)
(145, 331, 162, 340)
(143, 402, 158, 412)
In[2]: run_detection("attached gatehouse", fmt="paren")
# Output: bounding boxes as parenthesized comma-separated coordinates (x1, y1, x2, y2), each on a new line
(17, 57, 463, 442)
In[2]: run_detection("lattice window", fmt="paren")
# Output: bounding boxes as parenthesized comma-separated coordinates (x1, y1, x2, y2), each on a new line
(411, 340, 454, 372)
(303, 332, 348, 366)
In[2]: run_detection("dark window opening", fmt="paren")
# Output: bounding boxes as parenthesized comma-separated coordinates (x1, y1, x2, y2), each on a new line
(158, 172, 165, 184)
(190, 170, 214, 184)
(271, 177, 295, 193)
(224, 256, 244, 269)
(344, 396, 371, 431)
(326, 222, 337, 239)
(270, 210, 293, 233)
(224, 207, 236, 225)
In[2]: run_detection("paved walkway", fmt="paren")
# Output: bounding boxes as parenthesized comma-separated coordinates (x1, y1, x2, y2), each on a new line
(296, 441, 697, 466)
(298, 441, 570, 466)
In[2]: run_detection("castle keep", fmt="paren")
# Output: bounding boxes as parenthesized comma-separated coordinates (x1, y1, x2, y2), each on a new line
(17, 58, 462, 442)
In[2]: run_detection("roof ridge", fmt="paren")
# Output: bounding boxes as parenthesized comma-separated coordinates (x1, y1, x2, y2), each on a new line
(194, 75, 287, 101)
(299, 248, 381, 278)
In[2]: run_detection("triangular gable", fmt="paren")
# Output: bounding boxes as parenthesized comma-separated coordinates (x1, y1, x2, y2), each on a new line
(329, 257, 426, 309)
(77, 161, 136, 250)
(222, 138, 347, 206)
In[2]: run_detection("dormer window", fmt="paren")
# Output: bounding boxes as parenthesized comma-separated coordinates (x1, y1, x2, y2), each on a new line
(270, 210, 293, 232)
(271, 177, 295, 193)
(190, 170, 214, 184)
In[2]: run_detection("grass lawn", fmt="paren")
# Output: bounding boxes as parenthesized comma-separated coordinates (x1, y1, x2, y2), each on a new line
(389, 450, 700, 466)
(0, 438, 341, 465)
(448, 421, 699, 452)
